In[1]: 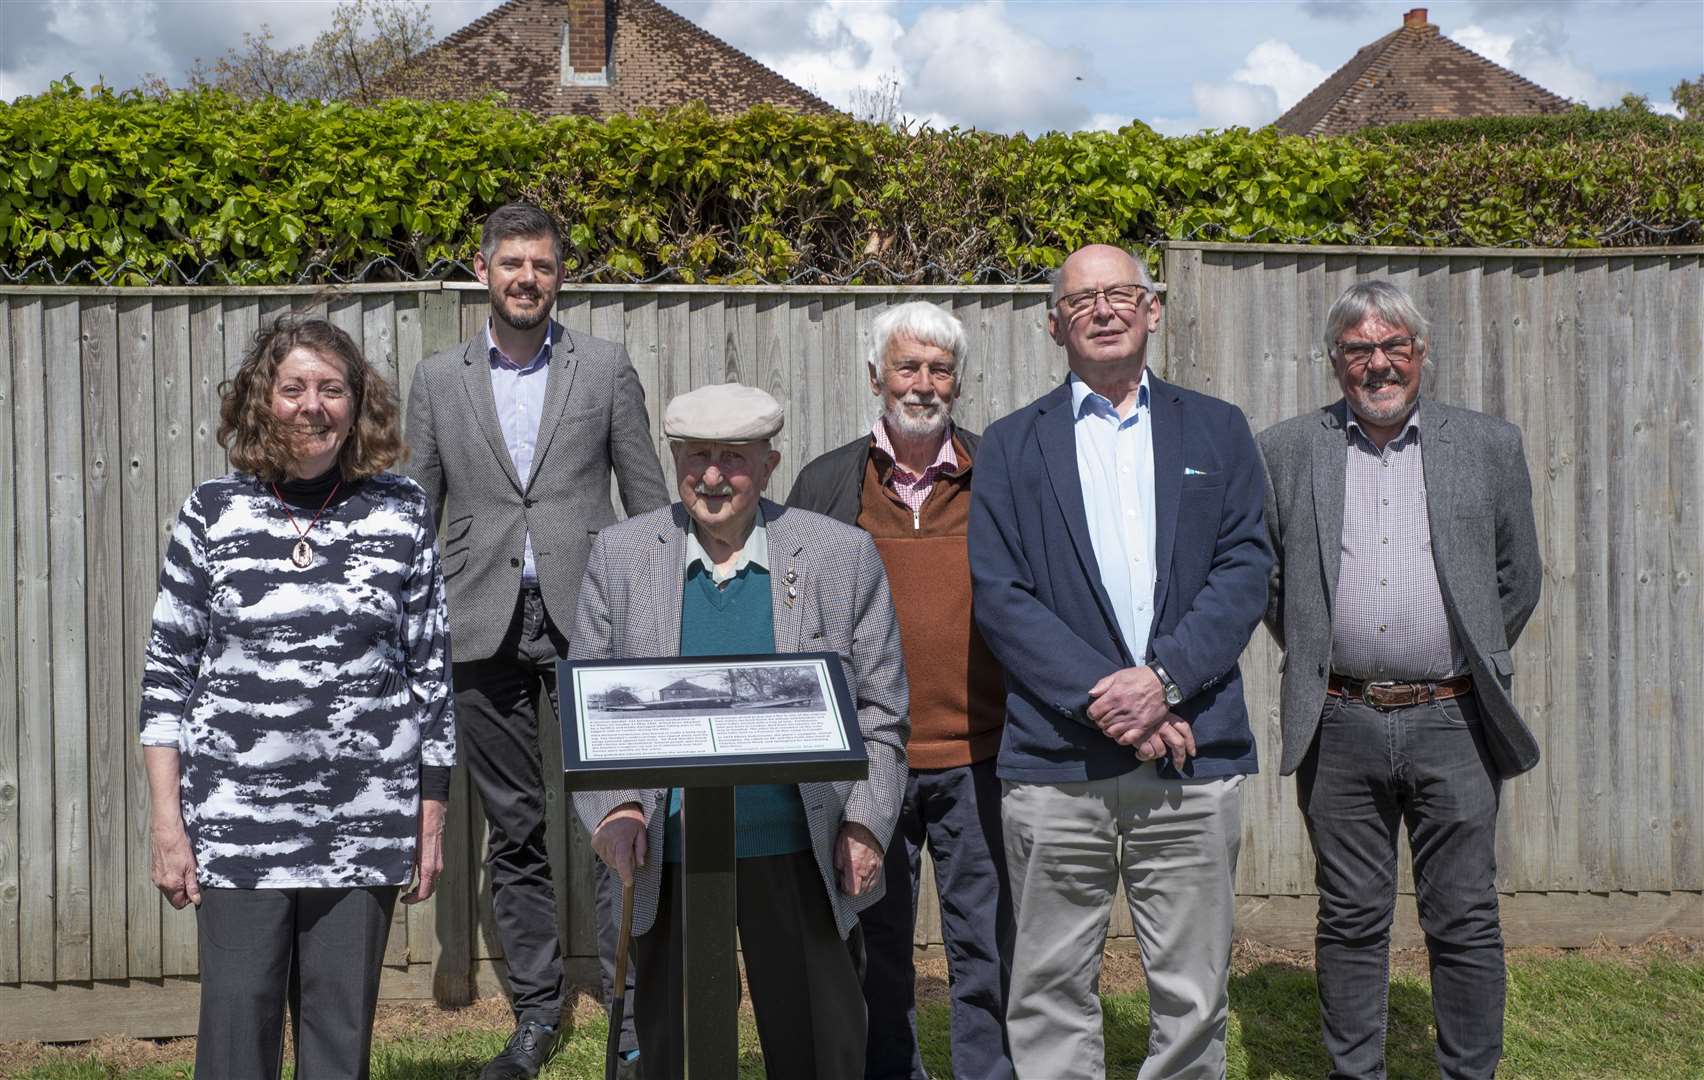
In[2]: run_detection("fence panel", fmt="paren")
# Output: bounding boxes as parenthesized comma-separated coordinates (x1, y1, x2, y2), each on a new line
(119, 297, 163, 978)
(1159, 243, 1704, 907)
(12, 295, 53, 985)
(0, 250, 1699, 1037)
(46, 295, 91, 983)
(0, 299, 17, 984)
(82, 297, 128, 980)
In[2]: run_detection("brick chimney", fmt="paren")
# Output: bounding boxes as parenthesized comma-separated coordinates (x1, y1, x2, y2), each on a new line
(1403, 8, 1429, 29)
(562, 0, 609, 86)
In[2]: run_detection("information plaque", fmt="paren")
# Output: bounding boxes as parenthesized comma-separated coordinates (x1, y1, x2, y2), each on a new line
(559, 651, 868, 791)
(559, 651, 869, 1080)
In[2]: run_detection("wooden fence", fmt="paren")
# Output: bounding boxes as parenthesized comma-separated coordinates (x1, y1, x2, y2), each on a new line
(1, 243, 1699, 1040)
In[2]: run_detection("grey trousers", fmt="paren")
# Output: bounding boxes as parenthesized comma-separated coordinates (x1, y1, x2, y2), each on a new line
(1002, 768, 1244, 1080)
(194, 884, 398, 1080)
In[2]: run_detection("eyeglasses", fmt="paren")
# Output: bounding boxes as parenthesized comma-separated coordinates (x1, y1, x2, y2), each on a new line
(1056, 284, 1150, 316)
(1334, 335, 1416, 364)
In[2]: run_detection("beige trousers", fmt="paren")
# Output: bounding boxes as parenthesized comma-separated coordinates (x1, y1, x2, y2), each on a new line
(1002, 769, 1244, 1080)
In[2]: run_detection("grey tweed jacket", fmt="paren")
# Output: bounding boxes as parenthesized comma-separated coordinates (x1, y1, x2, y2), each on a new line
(404, 321, 669, 661)
(1258, 398, 1542, 778)
(570, 499, 911, 938)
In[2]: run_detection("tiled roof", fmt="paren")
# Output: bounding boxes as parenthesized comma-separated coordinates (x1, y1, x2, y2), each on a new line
(1273, 16, 1572, 136)
(387, 0, 834, 117)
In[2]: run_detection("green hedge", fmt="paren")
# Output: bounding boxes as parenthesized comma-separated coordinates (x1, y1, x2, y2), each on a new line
(1359, 107, 1689, 145)
(2, 81, 1699, 285)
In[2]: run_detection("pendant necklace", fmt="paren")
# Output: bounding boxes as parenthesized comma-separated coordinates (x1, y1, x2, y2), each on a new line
(272, 478, 342, 570)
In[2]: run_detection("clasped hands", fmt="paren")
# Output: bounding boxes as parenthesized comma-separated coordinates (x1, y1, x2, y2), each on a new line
(594, 802, 883, 897)
(1087, 665, 1196, 769)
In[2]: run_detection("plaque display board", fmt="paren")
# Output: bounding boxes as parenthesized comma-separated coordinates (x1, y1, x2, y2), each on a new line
(561, 650, 870, 1079)
(559, 651, 868, 790)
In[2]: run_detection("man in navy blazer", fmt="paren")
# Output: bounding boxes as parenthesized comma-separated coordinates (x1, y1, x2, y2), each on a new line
(968, 244, 1271, 1078)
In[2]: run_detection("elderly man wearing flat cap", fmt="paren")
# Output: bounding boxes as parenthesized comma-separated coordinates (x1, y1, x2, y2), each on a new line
(570, 383, 910, 1080)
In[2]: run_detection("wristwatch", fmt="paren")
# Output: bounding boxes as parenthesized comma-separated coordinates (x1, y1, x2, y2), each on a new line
(1149, 662, 1183, 706)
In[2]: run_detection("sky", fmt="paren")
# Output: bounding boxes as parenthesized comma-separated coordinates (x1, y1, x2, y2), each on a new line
(1, 0, 1699, 133)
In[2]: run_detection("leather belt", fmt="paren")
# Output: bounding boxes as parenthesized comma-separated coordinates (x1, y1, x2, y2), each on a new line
(1327, 673, 1473, 710)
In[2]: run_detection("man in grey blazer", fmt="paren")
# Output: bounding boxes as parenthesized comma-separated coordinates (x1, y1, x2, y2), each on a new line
(405, 203, 669, 1079)
(1258, 280, 1541, 1080)
(572, 383, 909, 1080)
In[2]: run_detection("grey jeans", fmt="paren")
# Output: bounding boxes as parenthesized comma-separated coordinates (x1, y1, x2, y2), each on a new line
(1298, 691, 1505, 1080)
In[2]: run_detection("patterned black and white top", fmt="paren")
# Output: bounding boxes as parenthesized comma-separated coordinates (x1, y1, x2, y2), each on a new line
(139, 471, 455, 889)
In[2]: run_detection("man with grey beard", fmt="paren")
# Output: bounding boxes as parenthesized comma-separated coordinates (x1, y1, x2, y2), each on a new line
(1258, 280, 1541, 1079)
(406, 202, 668, 1079)
(789, 302, 1013, 1080)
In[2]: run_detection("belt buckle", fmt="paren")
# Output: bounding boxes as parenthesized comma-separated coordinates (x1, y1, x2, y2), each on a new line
(1362, 681, 1398, 709)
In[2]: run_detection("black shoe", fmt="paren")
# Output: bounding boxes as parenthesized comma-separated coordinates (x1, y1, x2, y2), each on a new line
(614, 1052, 643, 1080)
(479, 1020, 562, 1080)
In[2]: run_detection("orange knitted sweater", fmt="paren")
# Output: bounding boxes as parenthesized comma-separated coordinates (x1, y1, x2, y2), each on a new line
(857, 440, 1006, 768)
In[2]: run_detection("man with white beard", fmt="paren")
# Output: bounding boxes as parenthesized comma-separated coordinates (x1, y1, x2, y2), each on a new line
(789, 302, 1013, 1080)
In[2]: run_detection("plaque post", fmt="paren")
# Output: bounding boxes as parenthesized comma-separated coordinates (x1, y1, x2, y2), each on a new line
(681, 784, 738, 1079)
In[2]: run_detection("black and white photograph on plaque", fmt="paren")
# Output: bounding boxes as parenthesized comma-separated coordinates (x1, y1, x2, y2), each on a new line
(571, 657, 848, 763)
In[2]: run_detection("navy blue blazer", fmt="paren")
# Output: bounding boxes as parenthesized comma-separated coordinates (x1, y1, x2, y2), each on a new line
(968, 374, 1272, 782)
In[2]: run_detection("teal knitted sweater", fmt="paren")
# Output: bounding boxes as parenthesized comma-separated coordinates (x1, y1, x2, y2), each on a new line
(662, 562, 811, 862)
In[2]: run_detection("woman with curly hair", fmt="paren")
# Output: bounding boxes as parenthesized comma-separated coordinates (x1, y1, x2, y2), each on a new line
(138, 315, 455, 1079)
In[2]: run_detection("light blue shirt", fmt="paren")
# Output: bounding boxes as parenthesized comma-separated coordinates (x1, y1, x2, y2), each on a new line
(486, 321, 552, 583)
(1071, 370, 1157, 663)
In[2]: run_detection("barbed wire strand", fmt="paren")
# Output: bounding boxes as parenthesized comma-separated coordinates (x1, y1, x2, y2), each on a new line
(2, 217, 1697, 288)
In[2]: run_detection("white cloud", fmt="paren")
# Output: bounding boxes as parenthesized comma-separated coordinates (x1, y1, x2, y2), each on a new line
(1192, 80, 1278, 128)
(1187, 39, 1327, 130)
(693, 0, 841, 59)
(695, 0, 1090, 133)
(698, 0, 905, 109)
(897, 2, 1091, 132)
(0, 0, 506, 99)
(1087, 112, 1131, 133)
(1235, 41, 1327, 113)
(1146, 115, 1200, 137)
(1451, 24, 1516, 67)
(1449, 20, 1629, 107)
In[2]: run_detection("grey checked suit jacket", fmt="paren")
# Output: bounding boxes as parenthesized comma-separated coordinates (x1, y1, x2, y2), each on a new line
(404, 321, 669, 661)
(1258, 398, 1543, 778)
(569, 499, 910, 939)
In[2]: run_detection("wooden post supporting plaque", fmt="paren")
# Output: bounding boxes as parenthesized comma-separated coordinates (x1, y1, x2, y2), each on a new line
(681, 785, 738, 1078)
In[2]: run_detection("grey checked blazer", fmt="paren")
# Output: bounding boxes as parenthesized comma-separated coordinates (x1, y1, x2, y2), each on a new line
(404, 321, 669, 661)
(1258, 398, 1543, 778)
(570, 499, 910, 938)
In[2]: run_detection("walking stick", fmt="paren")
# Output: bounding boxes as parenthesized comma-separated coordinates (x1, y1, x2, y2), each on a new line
(605, 876, 637, 1080)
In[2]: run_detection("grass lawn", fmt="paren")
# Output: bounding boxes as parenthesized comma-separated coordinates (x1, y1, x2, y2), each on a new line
(6, 942, 1699, 1079)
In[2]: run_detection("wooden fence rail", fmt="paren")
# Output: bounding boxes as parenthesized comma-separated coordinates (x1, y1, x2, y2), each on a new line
(1, 244, 1699, 1040)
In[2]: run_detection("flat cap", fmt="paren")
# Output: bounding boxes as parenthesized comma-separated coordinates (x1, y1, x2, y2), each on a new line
(663, 383, 785, 442)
